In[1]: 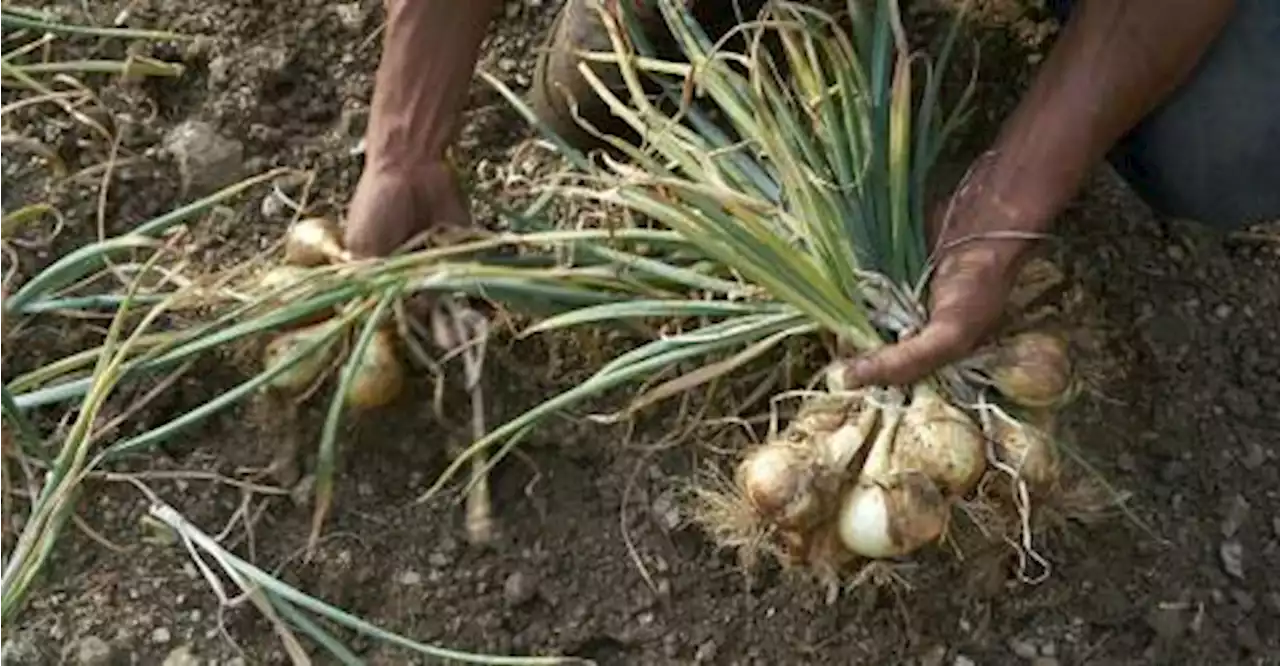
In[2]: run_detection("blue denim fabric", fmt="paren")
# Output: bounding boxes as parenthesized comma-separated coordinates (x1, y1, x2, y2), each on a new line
(1049, 0, 1280, 229)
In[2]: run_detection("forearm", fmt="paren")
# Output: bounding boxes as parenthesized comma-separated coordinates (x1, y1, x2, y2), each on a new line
(965, 0, 1236, 235)
(365, 0, 502, 168)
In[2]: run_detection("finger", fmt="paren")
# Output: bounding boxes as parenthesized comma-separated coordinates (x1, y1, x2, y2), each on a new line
(840, 319, 974, 389)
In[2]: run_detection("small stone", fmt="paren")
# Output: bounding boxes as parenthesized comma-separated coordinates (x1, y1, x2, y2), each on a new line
(428, 551, 452, 568)
(1272, 516, 1280, 539)
(954, 656, 976, 666)
(1008, 638, 1038, 659)
(503, 570, 538, 607)
(1029, 658, 1059, 666)
(397, 570, 422, 586)
(289, 475, 315, 507)
(162, 120, 244, 197)
(1214, 303, 1233, 320)
(1241, 442, 1266, 470)
(694, 639, 718, 663)
(150, 627, 172, 644)
(1221, 495, 1250, 538)
(498, 57, 518, 72)
(1040, 642, 1056, 657)
(162, 644, 200, 666)
(651, 491, 681, 532)
(1166, 244, 1186, 261)
(1232, 589, 1256, 613)
(332, 3, 363, 30)
(917, 645, 947, 666)
(1220, 540, 1245, 579)
(74, 636, 113, 666)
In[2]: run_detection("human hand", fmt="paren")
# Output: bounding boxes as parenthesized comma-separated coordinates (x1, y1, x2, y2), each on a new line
(840, 176, 1043, 389)
(343, 160, 471, 259)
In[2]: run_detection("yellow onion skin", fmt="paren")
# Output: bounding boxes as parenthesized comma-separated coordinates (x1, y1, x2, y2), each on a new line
(255, 266, 332, 327)
(893, 387, 986, 497)
(735, 441, 823, 531)
(345, 329, 405, 409)
(284, 217, 348, 267)
(837, 471, 949, 559)
(992, 416, 1060, 491)
(989, 332, 1073, 408)
(263, 323, 339, 393)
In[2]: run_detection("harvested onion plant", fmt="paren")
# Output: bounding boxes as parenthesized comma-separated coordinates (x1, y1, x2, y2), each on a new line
(462, 0, 1089, 592)
(4, 153, 712, 552)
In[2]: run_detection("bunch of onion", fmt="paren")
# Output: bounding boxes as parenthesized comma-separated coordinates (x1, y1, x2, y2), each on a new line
(258, 217, 404, 410)
(449, 0, 1078, 586)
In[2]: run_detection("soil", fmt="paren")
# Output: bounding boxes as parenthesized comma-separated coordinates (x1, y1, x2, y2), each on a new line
(3, 1, 1279, 665)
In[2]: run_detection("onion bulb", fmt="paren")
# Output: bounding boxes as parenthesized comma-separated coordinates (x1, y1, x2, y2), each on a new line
(345, 329, 404, 409)
(259, 265, 308, 292)
(988, 331, 1073, 408)
(284, 217, 349, 266)
(892, 384, 986, 497)
(263, 322, 339, 393)
(836, 410, 950, 558)
(255, 265, 333, 326)
(823, 362, 850, 393)
(735, 441, 822, 530)
(991, 415, 1060, 490)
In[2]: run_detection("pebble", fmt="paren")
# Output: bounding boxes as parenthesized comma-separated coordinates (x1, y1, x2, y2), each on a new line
(1220, 540, 1245, 579)
(73, 636, 113, 666)
(162, 120, 244, 197)
(503, 570, 538, 607)
(954, 656, 976, 666)
(397, 570, 423, 586)
(162, 644, 200, 666)
(651, 491, 681, 532)
(150, 627, 172, 644)
(1029, 658, 1060, 666)
(428, 551, 452, 568)
(917, 645, 947, 666)
(1221, 495, 1250, 538)
(1009, 638, 1038, 659)
(1233, 589, 1256, 613)
(694, 639, 718, 663)
(332, 3, 363, 30)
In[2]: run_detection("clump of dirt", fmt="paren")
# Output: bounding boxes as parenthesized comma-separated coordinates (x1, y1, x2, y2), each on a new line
(3, 1, 1279, 665)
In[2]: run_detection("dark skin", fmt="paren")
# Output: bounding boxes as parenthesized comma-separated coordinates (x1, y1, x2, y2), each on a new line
(345, 0, 1236, 385)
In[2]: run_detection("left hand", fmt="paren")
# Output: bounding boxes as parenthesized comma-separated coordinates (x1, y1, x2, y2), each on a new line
(840, 179, 1040, 389)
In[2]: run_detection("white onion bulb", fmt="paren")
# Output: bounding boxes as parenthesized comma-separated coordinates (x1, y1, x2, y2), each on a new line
(284, 217, 349, 266)
(892, 384, 986, 497)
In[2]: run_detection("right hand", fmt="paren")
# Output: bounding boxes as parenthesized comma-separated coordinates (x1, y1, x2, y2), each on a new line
(343, 159, 471, 259)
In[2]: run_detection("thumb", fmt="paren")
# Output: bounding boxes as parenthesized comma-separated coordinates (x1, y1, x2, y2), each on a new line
(841, 319, 972, 389)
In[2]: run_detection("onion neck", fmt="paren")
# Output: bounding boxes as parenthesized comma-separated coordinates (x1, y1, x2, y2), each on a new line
(860, 407, 902, 482)
(829, 407, 880, 471)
